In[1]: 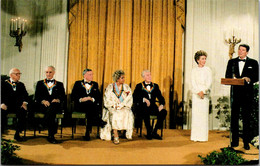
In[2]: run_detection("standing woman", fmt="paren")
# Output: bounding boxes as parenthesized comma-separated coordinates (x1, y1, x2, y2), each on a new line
(100, 70, 134, 144)
(190, 50, 212, 142)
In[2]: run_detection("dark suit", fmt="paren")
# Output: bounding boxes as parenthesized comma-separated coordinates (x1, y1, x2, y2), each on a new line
(71, 80, 102, 132)
(1, 79, 28, 134)
(225, 56, 259, 145)
(133, 81, 167, 135)
(34, 79, 65, 137)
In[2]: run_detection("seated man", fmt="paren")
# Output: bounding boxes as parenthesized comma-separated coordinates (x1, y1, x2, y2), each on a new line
(133, 70, 167, 140)
(1, 68, 28, 141)
(71, 68, 102, 141)
(34, 66, 65, 144)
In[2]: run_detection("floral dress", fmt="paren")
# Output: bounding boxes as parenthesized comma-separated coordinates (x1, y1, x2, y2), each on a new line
(100, 83, 134, 140)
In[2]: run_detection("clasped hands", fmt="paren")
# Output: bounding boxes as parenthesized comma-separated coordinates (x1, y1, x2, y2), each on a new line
(80, 96, 93, 102)
(197, 91, 204, 99)
(41, 99, 60, 107)
(1, 102, 28, 111)
(143, 98, 164, 111)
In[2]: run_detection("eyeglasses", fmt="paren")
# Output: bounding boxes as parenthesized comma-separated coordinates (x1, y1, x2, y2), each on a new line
(12, 73, 22, 76)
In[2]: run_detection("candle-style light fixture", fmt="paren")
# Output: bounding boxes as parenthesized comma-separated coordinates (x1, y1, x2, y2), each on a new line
(9, 17, 27, 52)
(225, 29, 241, 59)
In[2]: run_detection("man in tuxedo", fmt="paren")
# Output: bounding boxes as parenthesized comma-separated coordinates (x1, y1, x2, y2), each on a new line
(133, 70, 167, 140)
(225, 44, 259, 150)
(71, 68, 102, 141)
(1, 68, 28, 141)
(34, 66, 65, 144)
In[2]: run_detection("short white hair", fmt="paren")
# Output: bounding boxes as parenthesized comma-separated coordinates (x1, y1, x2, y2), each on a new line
(141, 70, 150, 77)
(9, 68, 19, 75)
(45, 65, 56, 71)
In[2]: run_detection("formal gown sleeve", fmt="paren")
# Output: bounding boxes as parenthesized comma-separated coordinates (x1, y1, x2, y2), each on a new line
(103, 84, 116, 109)
(118, 84, 133, 109)
(191, 68, 201, 94)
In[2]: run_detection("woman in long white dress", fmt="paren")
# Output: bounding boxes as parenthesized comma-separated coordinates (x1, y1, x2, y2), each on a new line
(100, 70, 134, 144)
(191, 50, 212, 142)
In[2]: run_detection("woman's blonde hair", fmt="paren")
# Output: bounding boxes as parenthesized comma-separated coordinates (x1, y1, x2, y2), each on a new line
(112, 70, 125, 82)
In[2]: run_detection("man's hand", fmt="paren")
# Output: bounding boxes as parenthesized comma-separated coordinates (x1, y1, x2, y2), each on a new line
(41, 100, 50, 107)
(21, 102, 28, 111)
(198, 91, 204, 99)
(158, 105, 164, 112)
(51, 99, 60, 103)
(242, 77, 251, 83)
(143, 98, 150, 107)
(80, 97, 93, 102)
(1, 104, 7, 110)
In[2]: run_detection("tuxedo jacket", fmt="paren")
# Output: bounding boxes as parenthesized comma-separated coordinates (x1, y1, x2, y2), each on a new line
(35, 79, 65, 105)
(1, 79, 28, 111)
(71, 80, 102, 111)
(133, 81, 165, 110)
(225, 56, 259, 98)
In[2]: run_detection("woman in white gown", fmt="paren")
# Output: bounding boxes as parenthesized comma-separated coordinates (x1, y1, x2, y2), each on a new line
(191, 50, 212, 142)
(100, 70, 134, 144)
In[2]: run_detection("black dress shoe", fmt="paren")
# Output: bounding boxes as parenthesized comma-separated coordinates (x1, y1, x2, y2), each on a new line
(231, 142, 239, 147)
(244, 143, 250, 150)
(152, 133, 162, 140)
(47, 136, 58, 144)
(83, 133, 90, 141)
(14, 134, 25, 142)
(145, 134, 152, 140)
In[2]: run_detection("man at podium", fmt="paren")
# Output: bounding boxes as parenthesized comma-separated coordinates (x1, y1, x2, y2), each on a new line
(225, 44, 259, 150)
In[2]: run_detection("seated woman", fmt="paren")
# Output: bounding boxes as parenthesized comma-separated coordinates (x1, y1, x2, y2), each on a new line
(100, 70, 134, 144)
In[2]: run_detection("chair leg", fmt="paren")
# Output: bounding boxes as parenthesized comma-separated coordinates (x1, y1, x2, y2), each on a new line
(96, 126, 100, 138)
(60, 118, 63, 138)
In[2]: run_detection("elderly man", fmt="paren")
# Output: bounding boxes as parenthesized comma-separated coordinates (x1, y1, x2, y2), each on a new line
(71, 68, 102, 141)
(1, 68, 28, 141)
(133, 70, 167, 140)
(34, 66, 65, 144)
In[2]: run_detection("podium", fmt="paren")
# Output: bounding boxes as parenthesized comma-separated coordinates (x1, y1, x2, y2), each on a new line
(221, 78, 244, 86)
(221, 78, 244, 146)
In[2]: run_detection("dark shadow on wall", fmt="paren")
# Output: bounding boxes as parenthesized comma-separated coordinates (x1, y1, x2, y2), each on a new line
(1, 0, 65, 37)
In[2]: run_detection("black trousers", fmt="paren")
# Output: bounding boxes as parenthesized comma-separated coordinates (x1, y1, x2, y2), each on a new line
(1, 107, 27, 134)
(75, 101, 98, 132)
(39, 102, 61, 137)
(231, 87, 253, 145)
(141, 104, 167, 135)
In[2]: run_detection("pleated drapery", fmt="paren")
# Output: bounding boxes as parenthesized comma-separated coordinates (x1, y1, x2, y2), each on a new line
(68, 0, 185, 128)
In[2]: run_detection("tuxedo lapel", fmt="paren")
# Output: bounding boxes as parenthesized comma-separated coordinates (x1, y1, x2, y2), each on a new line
(241, 58, 250, 77)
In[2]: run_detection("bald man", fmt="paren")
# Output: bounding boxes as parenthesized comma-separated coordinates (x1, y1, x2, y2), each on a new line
(1, 68, 28, 141)
(34, 66, 65, 144)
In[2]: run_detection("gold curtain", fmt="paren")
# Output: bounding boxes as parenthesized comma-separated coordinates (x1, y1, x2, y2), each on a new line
(68, 0, 185, 128)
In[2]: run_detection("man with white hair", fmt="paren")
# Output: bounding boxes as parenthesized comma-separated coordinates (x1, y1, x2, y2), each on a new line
(1, 68, 28, 141)
(133, 70, 167, 140)
(34, 66, 65, 144)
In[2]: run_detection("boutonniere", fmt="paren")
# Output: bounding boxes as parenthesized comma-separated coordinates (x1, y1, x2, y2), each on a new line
(125, 91, 130, 96)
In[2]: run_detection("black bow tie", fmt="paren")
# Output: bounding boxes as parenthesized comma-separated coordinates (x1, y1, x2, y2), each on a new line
(46, 80, 54, 83)
(145, 83, 152, 87)
(85, 82, 92, 85)
(12, 81, 17, 84)
(238, 59, 246, 62)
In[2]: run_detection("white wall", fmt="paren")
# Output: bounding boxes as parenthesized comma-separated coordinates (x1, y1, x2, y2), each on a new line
(183, 0, 259, 130)
(1, 0, 68, 95)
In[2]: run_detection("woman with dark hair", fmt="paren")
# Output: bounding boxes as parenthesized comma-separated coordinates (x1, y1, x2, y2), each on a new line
(100, 70, 134, 144)
(190, 50, 212, 142)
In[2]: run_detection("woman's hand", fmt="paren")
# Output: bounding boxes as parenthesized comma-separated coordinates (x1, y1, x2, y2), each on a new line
(198, 91, 204, 99)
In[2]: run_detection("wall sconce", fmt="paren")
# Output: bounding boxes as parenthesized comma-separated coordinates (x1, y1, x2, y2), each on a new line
(224, 29, 241, 59)
(9, 17, 27, 52)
